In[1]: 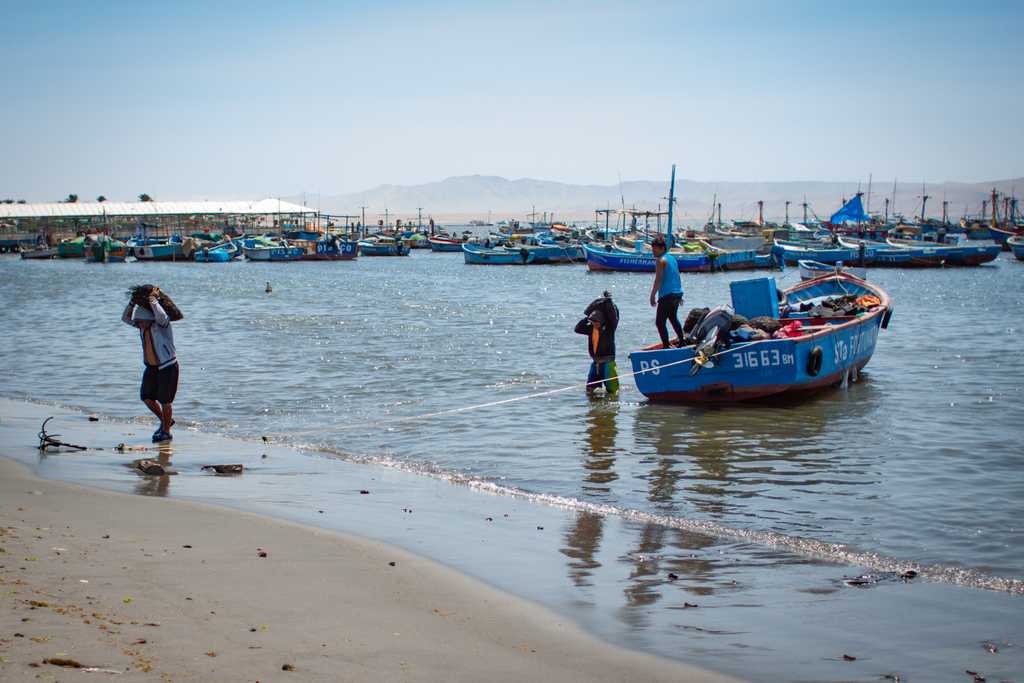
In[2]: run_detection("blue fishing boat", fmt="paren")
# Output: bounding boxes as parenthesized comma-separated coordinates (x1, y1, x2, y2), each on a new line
(836, 236, 914, 266)
(628, 272, 893, 403)
(798, 259, 866, 281)
(583, 243, 711, 272)
(428, 235, 465, 252)
(243, 238, 304, 262)
(194, 240, 240, 263)
(771, 239, 859, 266)
(1008, 236, 1024, 261)
(358, 235, 409, 256)
(135, 237, 186, 262)
(885, 238, 1000, 266)
(462, 243, 536, 264)
(300, 237, 358, 261)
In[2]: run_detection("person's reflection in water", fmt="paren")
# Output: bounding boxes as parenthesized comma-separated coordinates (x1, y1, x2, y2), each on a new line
(561, 402, 621, 587)
(135, 443, 173, 497)
(583, 401, 619, 493)
(620, 522, 667, 629)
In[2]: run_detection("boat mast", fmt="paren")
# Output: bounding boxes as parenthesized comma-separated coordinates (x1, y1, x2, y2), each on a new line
(666, 164, 676, 248)
(942, 200, 948, 225)
(865, 174, 873, 215)
(757, 200, 764, 226)
(890, 178, 898, 221)
(991, 188, 1000, 228)
(802, 195, 808, 224)
(784, 200, 791, 226)
(717, 202, 722, 228)
(884, 197, 890, 224)
(919, 183, 930, 223)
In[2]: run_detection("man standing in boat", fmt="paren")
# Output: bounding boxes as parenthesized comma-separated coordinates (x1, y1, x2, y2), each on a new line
(649, 235, 684, 348)
(122, 285, 181, 443)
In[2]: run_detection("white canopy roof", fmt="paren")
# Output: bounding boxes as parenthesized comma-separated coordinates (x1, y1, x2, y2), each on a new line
(0, 198, 317, 219)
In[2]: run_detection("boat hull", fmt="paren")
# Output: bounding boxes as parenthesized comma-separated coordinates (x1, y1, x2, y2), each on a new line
(462, 244, 535, 264)
(629, 274, 890, 403)
(798, 259, 866, 280)
(244, 246, 305, 261)
(428, 238, 464, 252)
(1009, 236, 1024, 261)
(358, 241, 409, 256)
(300, 240, 358, 261)
(583, 244, 710, 272)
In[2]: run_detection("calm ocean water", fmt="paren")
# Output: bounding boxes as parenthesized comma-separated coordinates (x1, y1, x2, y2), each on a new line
(1, 250, 1022, 680)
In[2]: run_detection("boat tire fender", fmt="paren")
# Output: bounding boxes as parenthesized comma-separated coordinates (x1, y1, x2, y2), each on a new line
(881, 307, 893, 329)
(807, 346, 823, 376)
(520, 247, 529, 263)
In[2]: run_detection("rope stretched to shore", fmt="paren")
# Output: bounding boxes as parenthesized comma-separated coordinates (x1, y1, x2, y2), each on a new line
(273, 340, 766, 439)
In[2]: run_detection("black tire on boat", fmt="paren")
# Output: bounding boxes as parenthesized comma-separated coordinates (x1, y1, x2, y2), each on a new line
(881, 307, 893, 329)
(807, 346, 823, 376)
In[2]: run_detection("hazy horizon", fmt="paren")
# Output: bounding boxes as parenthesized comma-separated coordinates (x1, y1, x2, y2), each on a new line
(3, 0, 1021, 202)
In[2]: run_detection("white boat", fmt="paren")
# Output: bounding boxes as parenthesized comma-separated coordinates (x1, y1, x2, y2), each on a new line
(798, 259, 866, 281)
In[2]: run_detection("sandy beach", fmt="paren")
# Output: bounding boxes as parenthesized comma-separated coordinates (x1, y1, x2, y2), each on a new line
(0, 456, 740, 682)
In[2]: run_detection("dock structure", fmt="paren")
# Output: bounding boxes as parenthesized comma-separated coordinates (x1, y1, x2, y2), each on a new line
(0, 198, 317, 244)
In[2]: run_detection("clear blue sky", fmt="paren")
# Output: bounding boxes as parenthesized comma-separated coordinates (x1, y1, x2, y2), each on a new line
(2, 0, 1021, 201)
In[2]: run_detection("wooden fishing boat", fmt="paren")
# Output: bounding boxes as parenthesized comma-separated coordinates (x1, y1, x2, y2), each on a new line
(629, 272, 893, 403)
(358, 235, 409, 256)
(771, 239, 860, 266)
(989, 223, 1021, 251)
(194, 240, 241, 262)
(583, 243, 710, 272)
(300, 238, 358, 261)
(836, 236, 915, 266)
(20, 245, 58, 259)
(428, 236, 465, 252)
(799, 259, 866, 281)
(57, 235, 92, 258)
(885, 238, 1000, 266)
(86, 237, 128, 263)
(462, 243, 536, 264)
(135, 239, 186, 261)
(1008, 235, 1024, 261)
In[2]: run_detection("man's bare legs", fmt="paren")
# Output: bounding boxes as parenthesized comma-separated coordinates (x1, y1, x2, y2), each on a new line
(143, 399, 173, 433)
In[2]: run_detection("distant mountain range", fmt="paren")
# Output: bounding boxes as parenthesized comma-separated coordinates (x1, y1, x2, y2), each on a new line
(293, 175, 1023, 223)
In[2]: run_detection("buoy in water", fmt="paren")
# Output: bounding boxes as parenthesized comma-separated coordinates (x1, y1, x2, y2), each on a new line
(265, 282, 272, 294)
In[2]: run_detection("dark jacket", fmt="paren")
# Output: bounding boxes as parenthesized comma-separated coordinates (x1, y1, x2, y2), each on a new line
(580, 295, 619, 363)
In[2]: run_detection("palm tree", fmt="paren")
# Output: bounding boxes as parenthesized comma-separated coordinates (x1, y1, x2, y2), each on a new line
(97, 195, 107, 203)
(2, 199, 14, 204)
(138, 193, 153, 202)
(65, 194, 79, 203)
(16, 199, 27, 204)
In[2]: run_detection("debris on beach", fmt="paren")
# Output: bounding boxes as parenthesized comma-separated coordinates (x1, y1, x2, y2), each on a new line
(131, 459, 173, 476)
(388, 561, 396, 567)
(201, 464, 244, 475)
(359, 490, 370, 495)
(87, 416, 99, 422)
(282, 663, 296, 671)
(44, 657, 82, 667)
(38, 417, 88, 452)
(116, 443, 151, 452)
(257, 548, 268, 558)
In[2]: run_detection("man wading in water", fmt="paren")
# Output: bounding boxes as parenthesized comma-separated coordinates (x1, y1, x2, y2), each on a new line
(122, 285, 181, 442)
(649, 235, 684, 348)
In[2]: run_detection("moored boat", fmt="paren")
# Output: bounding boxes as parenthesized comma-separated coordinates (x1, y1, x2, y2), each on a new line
(300, 237, 358, 261)
(358, 235, 409, 256)
(1008, 235, 1024, 261)
(629, 272, 893, 403)
(194, 239, 241, 262)
(771, 239, 860, 266)
(798, 259, 866, 281)
(885, 238, 1000, 266)
(583, 242, 711, 272)
(428, 235, 466, 252)
(462, 243, 536, 264)
(135, 238, 188, 261)
(86, 237, 128, 263)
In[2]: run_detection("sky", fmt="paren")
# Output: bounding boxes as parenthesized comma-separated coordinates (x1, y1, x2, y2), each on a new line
(2, 0, 1022, 202)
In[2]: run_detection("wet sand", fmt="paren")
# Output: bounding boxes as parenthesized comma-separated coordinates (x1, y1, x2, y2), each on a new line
(0, 455, 739, 682)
